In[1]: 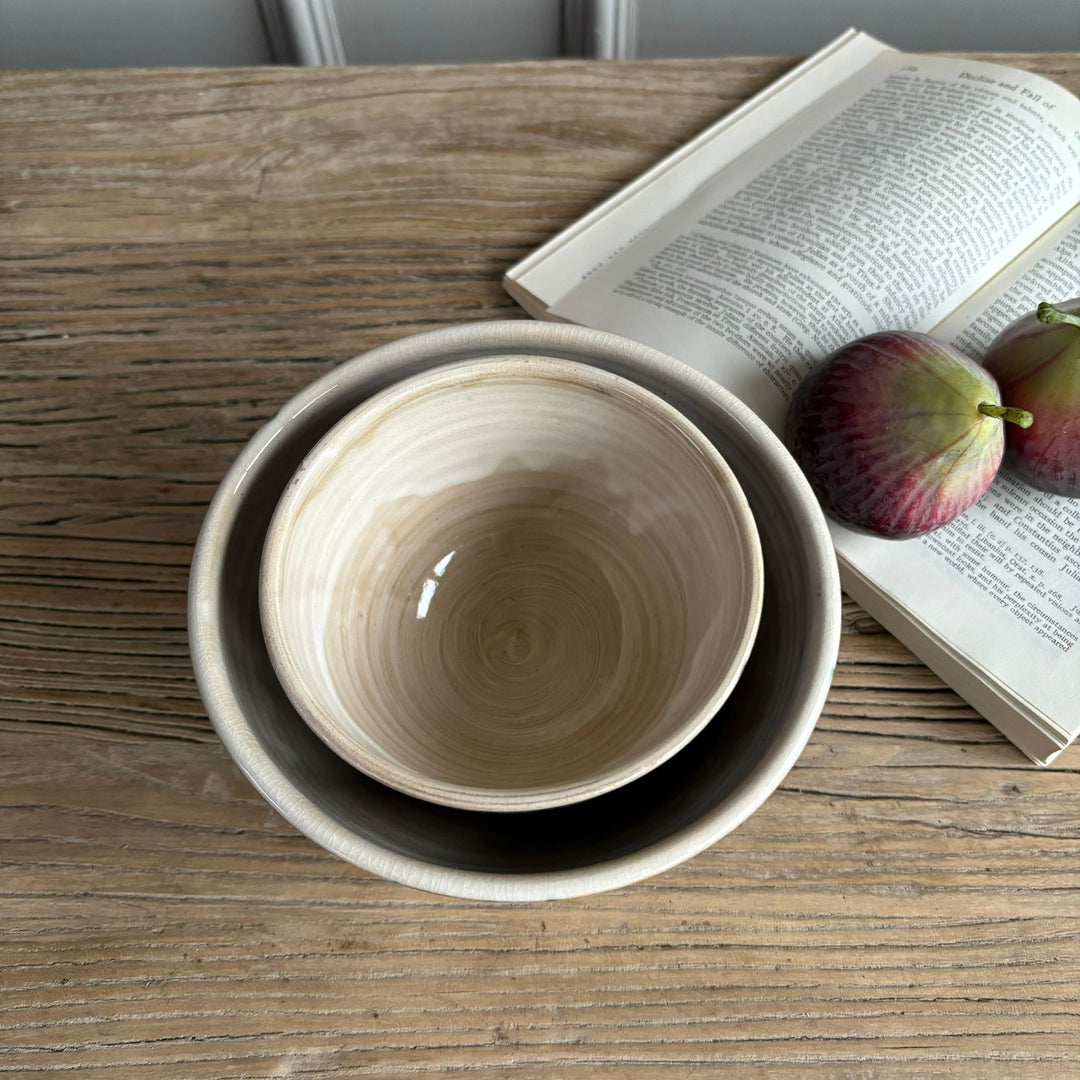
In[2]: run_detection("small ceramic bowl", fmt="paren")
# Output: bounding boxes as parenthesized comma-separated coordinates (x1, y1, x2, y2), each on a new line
(260, 356, 763, 813)
(189, 320, 841, 901)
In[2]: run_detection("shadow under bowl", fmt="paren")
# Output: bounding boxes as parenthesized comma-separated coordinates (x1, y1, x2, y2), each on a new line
(189, 321, 840, 901)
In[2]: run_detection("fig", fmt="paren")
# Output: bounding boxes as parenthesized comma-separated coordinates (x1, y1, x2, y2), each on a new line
(982, 300, 1080, 497)
(785, 331, 1033, 539)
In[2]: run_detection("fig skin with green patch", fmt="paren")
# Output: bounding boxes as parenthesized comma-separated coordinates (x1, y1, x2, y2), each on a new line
(982, 300, 1080, 497)
(785, 331, 1032, 539)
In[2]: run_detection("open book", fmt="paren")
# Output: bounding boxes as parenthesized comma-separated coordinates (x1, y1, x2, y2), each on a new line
(505, 28, 1080, 765)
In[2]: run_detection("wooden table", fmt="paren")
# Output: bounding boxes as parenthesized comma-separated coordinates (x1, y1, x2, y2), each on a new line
(3, 54, 1079, 1078)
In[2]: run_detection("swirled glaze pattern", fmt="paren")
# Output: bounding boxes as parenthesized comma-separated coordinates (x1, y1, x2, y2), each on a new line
(262, 357, 762, 811)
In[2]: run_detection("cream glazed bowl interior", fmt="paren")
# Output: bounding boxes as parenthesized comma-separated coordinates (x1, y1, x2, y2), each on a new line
(259, 356, 764, 813)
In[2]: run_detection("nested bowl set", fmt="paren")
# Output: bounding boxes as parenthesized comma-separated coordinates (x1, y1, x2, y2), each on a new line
(190, 321, 840, 901)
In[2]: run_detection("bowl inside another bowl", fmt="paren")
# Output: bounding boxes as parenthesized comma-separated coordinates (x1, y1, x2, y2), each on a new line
(260, 357, 763, 812)
(190, 321, 840, 901)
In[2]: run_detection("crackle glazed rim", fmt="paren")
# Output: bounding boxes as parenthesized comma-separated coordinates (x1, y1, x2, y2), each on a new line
(189, 320, 841, 902)
(258, 354, 765, 813)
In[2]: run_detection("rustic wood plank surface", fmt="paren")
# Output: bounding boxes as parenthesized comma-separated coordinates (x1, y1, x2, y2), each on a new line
(2, 54, 1079, 1078)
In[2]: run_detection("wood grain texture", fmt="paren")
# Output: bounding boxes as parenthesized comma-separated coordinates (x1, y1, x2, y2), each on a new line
(2, 55, 1079, 1078)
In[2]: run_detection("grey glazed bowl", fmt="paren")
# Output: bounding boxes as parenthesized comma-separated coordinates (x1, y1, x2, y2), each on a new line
(189, 321, 840, 902)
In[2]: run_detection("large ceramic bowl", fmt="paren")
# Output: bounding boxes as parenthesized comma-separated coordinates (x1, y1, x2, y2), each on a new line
(260, 355, 763, 813)
(189, 321, 840, 901)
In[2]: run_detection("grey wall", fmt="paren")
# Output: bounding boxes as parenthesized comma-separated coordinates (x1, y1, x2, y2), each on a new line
(2, 0, 1078, 70)
(0, 0, 273, 68)
(637, 0, 1080, 56)
(335, 0, 563, 64)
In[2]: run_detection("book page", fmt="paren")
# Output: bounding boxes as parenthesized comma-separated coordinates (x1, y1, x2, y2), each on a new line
(508, 29, 890, 313)
(549, 49, 1080, 430)
(841, 208, 1080, 741)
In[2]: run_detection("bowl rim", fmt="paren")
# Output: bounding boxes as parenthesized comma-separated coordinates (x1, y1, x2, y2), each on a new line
(189, 320, 840, 901)
(258, 353, 765, 813)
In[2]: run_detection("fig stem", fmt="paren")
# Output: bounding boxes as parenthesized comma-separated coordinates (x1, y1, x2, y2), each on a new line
(977, 402, 1034, 428)
(1036, 302, 1080, 329)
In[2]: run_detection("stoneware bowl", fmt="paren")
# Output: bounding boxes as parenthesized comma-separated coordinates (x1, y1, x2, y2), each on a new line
(189, 321, 840, 901)
(260, 356, 763, 813)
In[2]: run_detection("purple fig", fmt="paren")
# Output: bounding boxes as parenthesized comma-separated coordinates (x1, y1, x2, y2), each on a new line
(982, 300, 1080, 497)
(785, 331, 1033, 539)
